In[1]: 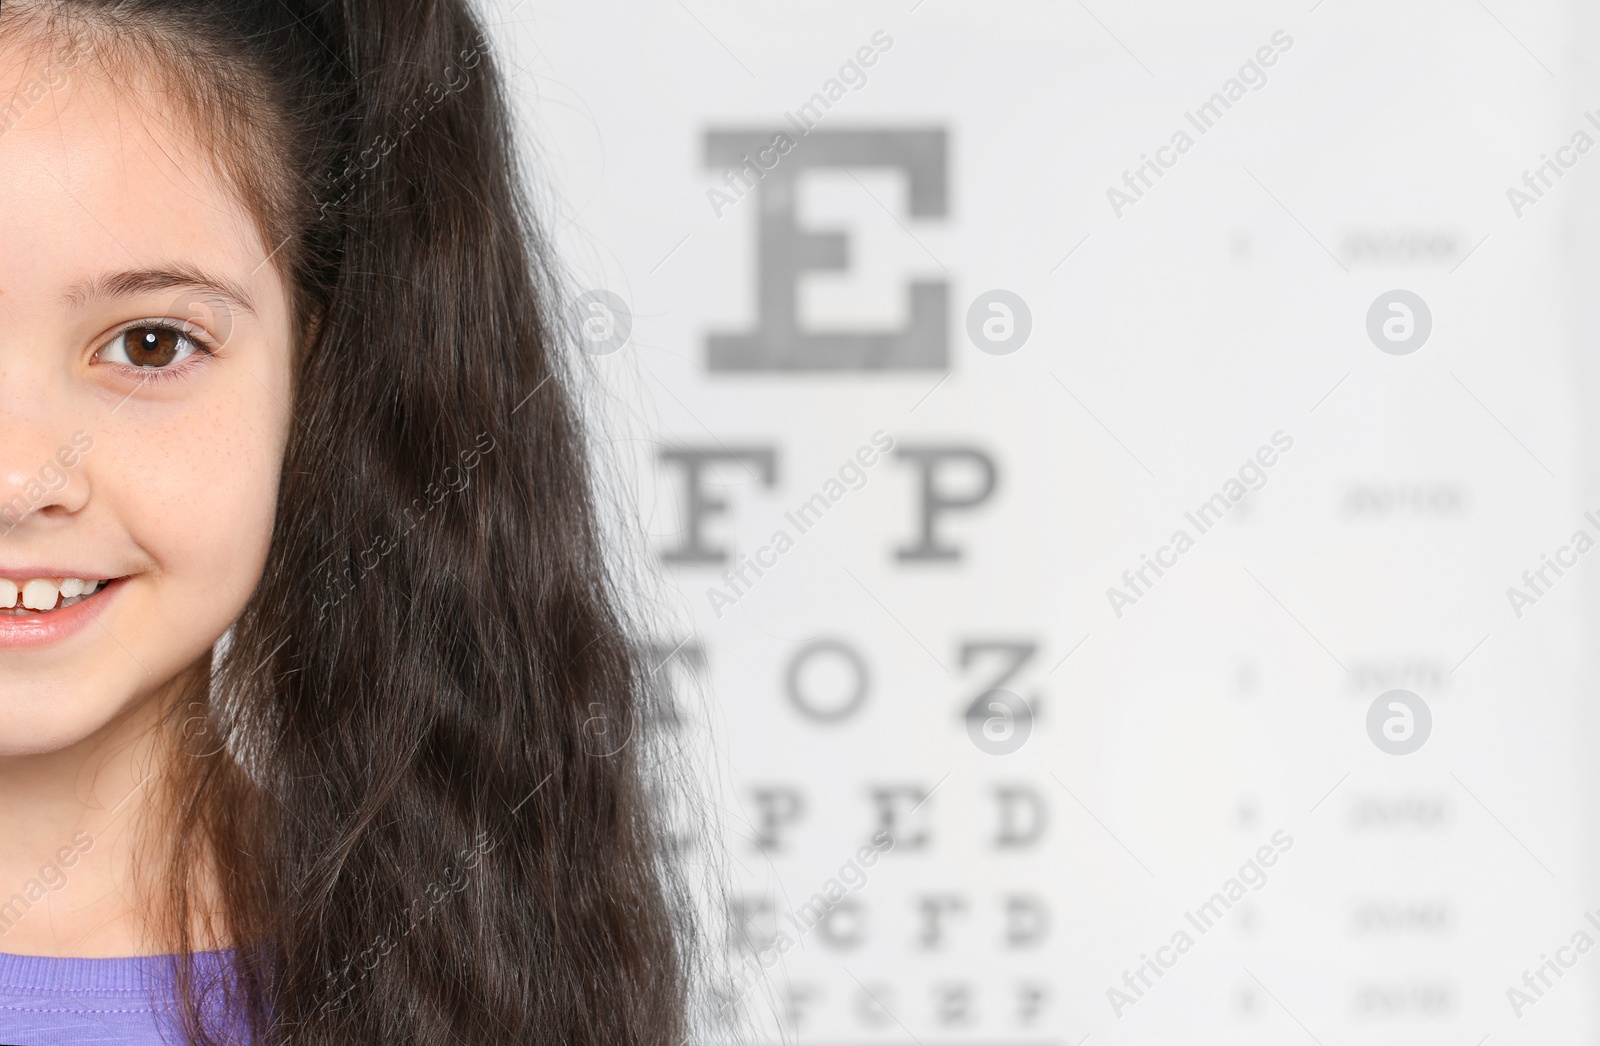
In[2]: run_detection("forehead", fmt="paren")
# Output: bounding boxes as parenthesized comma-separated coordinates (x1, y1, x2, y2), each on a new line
(0, 30, 278, 305)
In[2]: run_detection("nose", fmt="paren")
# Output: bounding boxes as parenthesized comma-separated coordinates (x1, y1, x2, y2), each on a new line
(0, 306, 98, 537)
(0, 418, 94, 537)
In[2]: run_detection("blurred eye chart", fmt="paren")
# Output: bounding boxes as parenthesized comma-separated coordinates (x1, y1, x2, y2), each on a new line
(500, 0, 1600, 1041)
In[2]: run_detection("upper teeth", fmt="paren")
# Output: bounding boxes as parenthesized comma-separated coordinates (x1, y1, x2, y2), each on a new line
(0, 578, 105, 611)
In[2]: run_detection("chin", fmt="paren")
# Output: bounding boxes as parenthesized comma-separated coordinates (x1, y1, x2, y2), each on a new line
(0, 675, 158, 758)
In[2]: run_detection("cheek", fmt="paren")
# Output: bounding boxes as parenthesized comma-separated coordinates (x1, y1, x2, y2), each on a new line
(106, 381, 288, 608)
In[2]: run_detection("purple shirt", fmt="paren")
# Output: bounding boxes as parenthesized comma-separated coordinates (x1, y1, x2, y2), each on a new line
(0, 951, 238, 1045)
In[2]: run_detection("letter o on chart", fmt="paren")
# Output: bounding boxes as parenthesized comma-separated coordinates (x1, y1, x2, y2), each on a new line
(786, 639, 870, 722)
(816, 897, 866, 949)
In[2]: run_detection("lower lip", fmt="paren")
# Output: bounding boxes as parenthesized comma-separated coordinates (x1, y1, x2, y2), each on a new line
(0, 579, 127, 650)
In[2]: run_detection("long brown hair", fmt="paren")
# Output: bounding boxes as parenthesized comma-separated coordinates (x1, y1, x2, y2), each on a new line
(3, 2, 696, 1043)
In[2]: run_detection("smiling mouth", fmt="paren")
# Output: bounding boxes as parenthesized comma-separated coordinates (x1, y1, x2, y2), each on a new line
(0, 578, 115, 615)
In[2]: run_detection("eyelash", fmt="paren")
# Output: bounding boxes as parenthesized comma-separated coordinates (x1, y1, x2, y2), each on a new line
(94, 319, 218, 385)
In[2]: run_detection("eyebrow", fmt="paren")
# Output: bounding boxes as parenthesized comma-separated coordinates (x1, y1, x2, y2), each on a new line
(61, 265, 258, 317)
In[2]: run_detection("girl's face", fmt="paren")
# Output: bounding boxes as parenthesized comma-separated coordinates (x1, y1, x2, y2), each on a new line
(0, 39, 294, 756)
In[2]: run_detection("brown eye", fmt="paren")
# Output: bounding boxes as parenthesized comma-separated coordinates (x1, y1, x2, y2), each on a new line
(100, 325, 202, 370)
(126, 327, 180, 367)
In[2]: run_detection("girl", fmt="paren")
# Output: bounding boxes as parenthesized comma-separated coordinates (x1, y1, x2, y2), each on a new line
(0, 1, 695, 1042)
